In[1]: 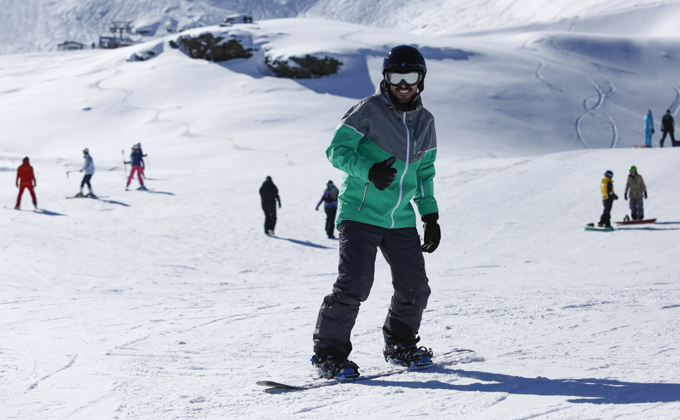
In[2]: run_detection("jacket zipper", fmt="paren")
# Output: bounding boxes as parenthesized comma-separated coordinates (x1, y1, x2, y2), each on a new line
(357, 182, 369, 212)
(389, 113, 410, 228)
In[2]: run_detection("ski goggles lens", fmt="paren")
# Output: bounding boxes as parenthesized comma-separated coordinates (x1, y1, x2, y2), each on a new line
(385, 72, 422, 86)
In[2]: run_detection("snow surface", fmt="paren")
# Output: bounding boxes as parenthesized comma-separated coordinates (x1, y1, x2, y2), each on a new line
(2, 2, 680, 420)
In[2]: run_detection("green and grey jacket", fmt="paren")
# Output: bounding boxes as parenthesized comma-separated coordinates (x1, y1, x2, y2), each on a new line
(327, 83, 438, 229)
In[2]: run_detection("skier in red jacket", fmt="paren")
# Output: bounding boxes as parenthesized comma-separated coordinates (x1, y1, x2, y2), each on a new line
(15, 157, 37, 209)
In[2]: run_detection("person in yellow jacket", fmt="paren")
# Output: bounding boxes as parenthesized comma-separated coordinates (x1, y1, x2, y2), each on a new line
(624, 166, 648, 220)
(598, 170, 618, 227)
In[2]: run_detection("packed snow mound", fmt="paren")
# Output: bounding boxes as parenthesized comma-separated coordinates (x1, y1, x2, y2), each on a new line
(3, 0, 680, 54)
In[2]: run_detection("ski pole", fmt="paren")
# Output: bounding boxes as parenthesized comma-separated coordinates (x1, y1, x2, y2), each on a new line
(122, 150, 128, 179)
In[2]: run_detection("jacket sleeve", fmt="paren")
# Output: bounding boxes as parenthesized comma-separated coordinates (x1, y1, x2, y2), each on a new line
(326, 102, 375, 181)
(414, 119, 439, 217)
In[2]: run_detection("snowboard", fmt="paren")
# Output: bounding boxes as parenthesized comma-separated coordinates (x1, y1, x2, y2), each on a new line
(256, 349, 478, 392)
(615, 218, 656, 225)
(585, 224, 614, 232)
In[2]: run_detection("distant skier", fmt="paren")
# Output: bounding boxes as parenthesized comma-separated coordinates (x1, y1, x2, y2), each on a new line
(125, 144, 146, 190)
(76, 147, 96, 197)
(15, 157, 37, 210)
(644, 110, 654, 147)
(598, 170, 618, 228)
(660, 110, 675, 147)
(624, 166, 647, 220)
(136, 142, 148, 178)
(315, 180, 339, 238)
(259, 176, 281, 235)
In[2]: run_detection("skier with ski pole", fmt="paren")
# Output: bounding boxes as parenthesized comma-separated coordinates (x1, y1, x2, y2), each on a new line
(75, 147, 96, 197)
(311, 45, 441, 380)
(124, 144, 146, 190)
(15, 157, 37, 209)
(136, 142, 148, 179)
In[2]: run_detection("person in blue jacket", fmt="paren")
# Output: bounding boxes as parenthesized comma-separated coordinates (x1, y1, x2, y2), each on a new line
(644, 110, 654, 147)
(315, 180, 339, 238)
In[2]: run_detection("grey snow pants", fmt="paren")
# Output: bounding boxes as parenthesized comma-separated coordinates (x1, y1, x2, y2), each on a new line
(313, 220, 431, 360)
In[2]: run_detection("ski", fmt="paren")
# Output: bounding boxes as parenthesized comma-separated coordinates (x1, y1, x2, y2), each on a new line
(5, 206, 64, 216)
(615, 218, 656, 225)
(66, 195, 108, 199)
(256, 349, 478, 392)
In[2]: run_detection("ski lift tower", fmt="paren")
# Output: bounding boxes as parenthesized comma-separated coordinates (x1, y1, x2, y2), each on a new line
(99, 21, 135, 48)
(110, 21, 132, 40)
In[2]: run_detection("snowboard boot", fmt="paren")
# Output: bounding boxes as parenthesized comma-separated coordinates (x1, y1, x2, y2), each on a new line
(311, 355, 360, 380)
(384, 342, 434, 367)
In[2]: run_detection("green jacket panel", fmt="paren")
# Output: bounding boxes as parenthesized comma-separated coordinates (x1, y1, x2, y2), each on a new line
(327, 84, 439, 229)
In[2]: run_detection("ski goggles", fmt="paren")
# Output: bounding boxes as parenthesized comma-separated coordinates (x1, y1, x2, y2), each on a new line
(384, 71, 422, 87)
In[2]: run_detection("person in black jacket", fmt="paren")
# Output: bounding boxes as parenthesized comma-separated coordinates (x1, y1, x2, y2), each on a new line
(660, 110, 675, 147)
(259, 176, 281, 235)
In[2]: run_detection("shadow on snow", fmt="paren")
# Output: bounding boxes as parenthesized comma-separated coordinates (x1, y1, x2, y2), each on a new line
(272, 236, 334, 249)
(358, 367, 680, 404)
(35, 209, 66, 216)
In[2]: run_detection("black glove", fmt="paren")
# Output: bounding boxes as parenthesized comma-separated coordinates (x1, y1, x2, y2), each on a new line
(611, 193, 619, 200)
(652, 129, 655, 134)
(644, 191, 648, 199)
(421, 213, 441, 253)
(369, 156, 397, 191)
(624, 193, 628, 200)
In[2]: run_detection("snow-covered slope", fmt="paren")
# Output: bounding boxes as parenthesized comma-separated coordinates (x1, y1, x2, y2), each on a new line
(2, 1, 680, 419)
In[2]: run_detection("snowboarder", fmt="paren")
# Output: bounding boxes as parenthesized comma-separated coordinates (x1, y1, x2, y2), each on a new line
(660, 110, 675, 147)
(311, 45, 441, 380)
(598, 170, 618, 228)
(315, 180, 339, 238)
(644, 110, 654, 147)
(125, 144, 146, 190)
(624, 166, 647, 220)
(76, 147, 96, 197)
(259, 176, 281, 235)
(15, 157, 37, 209)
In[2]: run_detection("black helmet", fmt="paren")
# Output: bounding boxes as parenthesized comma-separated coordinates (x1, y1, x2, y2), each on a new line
(23, 156, 29, 162)
(382, 45, 427, 91)
(604, 170, 613, 178)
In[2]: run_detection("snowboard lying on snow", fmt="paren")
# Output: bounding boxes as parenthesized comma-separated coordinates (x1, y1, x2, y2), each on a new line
(615, 218, 656, 225)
